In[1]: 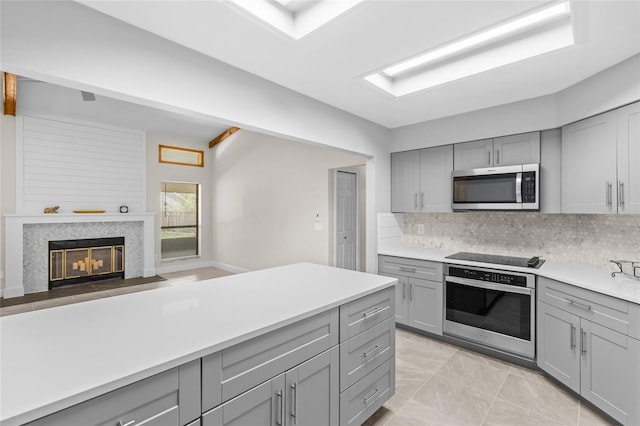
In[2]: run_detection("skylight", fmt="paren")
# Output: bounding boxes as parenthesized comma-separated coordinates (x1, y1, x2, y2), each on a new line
(230, 0, 365, 40)
(365, 1, 574, 97)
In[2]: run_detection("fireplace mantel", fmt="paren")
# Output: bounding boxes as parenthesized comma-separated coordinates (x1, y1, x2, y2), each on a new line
(3, 213, 156, 298)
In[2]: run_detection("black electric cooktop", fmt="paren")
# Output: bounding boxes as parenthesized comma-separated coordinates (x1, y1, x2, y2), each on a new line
(445, 251, 545, 269)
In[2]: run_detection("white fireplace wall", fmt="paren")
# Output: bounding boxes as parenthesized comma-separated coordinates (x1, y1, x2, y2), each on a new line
(18, 115, 146, 214)
(23, 222, 143, 293)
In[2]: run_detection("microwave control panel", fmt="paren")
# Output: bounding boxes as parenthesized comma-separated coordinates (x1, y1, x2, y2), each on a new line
(522, 171, 536, 203)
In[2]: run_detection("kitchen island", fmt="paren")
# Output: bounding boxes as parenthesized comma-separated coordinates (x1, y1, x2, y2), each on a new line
(0, 263, 397, 426)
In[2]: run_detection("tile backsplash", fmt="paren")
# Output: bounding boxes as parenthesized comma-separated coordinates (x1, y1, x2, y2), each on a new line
(403, 213, 640, 268)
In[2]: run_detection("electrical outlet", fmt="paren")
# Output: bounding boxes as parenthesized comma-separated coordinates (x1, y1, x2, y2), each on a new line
(417, 224, 425, 235)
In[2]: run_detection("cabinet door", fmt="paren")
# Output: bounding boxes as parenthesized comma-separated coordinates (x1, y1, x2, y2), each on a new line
(453, 138, 493, 170)
(493, 132, 540, 166)
(562, 111, 618, 213)
(537, 302, 580, 393)
(418, 145, 453, 212)
(581, 321, 640, 426)
(617, 101, 640, 214)
(27, 368, 180, 426)
(408, 277, 443, 335)
(285, 347, 339, 426)
(391, 150, 420, 212)
(202, 375, 284, 426)
(394, 275, 409, 325)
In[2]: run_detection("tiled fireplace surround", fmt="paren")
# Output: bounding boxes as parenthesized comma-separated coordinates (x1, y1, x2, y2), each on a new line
(3, 214, 155, 298)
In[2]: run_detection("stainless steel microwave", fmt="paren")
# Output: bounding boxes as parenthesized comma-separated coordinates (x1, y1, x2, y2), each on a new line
(452, 163, 539, 211)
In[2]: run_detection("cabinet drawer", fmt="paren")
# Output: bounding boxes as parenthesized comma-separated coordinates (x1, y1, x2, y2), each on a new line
(538, 277, 638, 338)
(27, 368, 180, 426)
(340, 317, 395, 392)
(379, 255, 443, 281)
(208, 308, 339, 404)
(340, 287, 394, 342)
(339, 357, 395, 426)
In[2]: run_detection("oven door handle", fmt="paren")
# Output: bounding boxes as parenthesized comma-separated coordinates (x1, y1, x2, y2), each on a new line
(445, 275, 533, 295)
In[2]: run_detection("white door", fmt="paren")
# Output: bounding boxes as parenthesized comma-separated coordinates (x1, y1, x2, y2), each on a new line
(336, 171, 357, 271)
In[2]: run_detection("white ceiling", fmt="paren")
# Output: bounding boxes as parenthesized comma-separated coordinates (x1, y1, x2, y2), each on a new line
(16, 77, 230, 141)
(76, 0, 640, 129)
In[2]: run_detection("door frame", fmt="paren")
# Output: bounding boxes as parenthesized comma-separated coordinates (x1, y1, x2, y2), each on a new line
(331, 168, 360, 271)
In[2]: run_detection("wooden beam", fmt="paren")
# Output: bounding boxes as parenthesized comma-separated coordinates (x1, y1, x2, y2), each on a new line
(3, 72, 17, 116)
(209, 126, 240, 148)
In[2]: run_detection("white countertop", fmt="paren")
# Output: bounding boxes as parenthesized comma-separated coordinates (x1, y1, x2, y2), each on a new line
(379, 245, 640, 304)
(0, 263, 396, 426)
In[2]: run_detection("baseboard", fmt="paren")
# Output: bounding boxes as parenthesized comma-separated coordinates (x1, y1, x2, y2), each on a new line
(210, 260, 251, 274)
(155, 260, 217, 275)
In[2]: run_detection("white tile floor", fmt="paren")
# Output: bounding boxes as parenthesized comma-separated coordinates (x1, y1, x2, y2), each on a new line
(365, 327, 615, 426)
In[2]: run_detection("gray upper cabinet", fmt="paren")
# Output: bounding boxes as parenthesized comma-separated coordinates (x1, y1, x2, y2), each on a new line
(562, 101, 639, 214)
(391, 145, 453, 213)
(453, 138, 493, 170)
(391, 150, 420, 213)
(453, 132, 540, 170)
(617, 101, 640, 213)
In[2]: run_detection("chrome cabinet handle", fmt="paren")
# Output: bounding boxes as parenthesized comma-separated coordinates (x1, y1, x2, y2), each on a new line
(414, 193, 418, 210)
(570, 325, 576, 349)
(277, 390, 284, 426)
(606, 181, 613, 210)
(420, 192, 424, 210)
(363, 306, 386, 318)
(409, 283, 413, 301)
(495, 149, 500, 165)
(399, 266, 416, 273)
(118, 421, 135, 426)
(363, 344, 381, 359)
(619, 181, 625, 210)
(290, 383, 297, 424)
(363, 388, 381, 405)
(487, 151, 491, 165)
(402, 282, 406, 300)
(565, 297, 592, 311)
(581, 329, 587, 356)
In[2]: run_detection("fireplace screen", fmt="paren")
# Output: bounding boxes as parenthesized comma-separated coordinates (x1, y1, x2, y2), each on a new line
(49, 237, 124, 288)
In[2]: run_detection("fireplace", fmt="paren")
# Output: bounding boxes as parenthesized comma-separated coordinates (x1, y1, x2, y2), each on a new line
(49, 237, 125, 289)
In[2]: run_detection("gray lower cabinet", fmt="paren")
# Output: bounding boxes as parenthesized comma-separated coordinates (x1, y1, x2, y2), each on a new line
(378, 255, 443, 335)
(537, 278, 640, 425)
(202, 346, 339, 426)
(25, 288, 394, 426)
(339, 357, 395, 426)
(339, 288, 396, 426)
(26, 359, 201, 426)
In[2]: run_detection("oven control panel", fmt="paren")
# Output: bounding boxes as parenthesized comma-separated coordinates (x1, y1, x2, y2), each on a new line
(447, 266, 528, 287)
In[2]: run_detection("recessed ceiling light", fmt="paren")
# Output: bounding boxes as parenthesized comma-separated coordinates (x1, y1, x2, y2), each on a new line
(365, 1, 575, 97)
(229, 0, 365, 40)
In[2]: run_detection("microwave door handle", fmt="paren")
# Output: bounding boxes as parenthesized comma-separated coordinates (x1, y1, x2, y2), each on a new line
(446, 275, 533, 295)
(515, 172, 522, 203)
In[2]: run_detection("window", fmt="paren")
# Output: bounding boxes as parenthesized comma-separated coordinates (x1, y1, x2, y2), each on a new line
(161, 182, 200, 259)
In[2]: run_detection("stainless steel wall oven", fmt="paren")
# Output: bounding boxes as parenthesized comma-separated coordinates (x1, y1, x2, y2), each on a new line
(444, 264, 536, 360)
